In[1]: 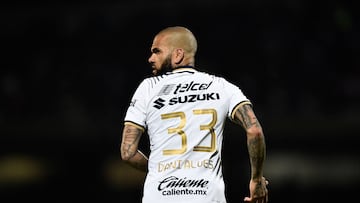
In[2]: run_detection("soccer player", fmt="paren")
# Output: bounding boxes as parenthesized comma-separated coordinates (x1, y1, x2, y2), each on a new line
(120, 26, 268, 203)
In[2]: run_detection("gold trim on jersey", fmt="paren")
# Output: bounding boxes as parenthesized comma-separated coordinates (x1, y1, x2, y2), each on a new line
(230, 101, 252, 120)
(124, 121, 145, 132)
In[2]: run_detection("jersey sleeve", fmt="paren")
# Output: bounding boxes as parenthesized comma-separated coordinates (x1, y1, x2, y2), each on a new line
(124, 79, 149, 131)
(222, 78, 252, 120)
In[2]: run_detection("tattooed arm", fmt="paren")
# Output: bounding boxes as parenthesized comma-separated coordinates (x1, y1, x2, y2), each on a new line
(233, 103, 268, 203)
(120, 124, 148, 172)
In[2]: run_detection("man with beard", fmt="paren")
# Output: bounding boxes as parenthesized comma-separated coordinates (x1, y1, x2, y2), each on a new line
(120, 26, 269, 203)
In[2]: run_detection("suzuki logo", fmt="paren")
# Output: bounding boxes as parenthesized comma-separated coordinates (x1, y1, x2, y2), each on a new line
(153, 98, 166, 109)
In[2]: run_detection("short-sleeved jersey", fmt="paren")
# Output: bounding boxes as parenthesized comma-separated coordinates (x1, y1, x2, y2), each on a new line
(124, 67, 251, 203)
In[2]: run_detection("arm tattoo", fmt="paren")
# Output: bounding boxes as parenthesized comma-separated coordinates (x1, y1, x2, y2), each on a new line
(235, 104, 266, 179)
(248, 135, 265, 179)
(121, 126, 142, 160)
(235, 104, 260, 129)
(120, 125, 148, 172)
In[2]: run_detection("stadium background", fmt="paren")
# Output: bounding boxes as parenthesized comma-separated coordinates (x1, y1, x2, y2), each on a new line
(1, 0, 358, 202)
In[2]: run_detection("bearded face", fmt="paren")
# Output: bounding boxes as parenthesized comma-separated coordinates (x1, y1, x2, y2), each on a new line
(153, 54, 173, 76)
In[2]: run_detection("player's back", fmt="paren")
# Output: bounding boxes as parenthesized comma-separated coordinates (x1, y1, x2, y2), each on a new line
(125, 67, 249, 203)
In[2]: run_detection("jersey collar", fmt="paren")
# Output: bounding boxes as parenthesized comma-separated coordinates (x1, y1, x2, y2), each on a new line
(172, 66, 197, 73)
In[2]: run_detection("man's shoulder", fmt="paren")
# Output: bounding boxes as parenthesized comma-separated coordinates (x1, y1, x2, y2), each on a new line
(136, 74, 175, 91)
(142, 74, 169, 84)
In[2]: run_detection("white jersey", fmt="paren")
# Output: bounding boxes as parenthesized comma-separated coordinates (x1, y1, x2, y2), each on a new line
(124, 67, 251, 203)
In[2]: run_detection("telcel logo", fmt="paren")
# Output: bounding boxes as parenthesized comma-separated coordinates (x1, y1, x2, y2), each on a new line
(173, 81, 212, 94)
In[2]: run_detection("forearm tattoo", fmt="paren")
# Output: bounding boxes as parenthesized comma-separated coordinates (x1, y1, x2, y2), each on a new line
(235, 104, 265, 179)
(248, 135, 265, 179)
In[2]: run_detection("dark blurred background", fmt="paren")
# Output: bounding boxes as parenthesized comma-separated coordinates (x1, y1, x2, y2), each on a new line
(1, 0, 359, 202)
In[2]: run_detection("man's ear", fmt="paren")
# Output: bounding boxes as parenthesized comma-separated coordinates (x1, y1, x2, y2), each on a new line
(173, 48, 184, 64)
